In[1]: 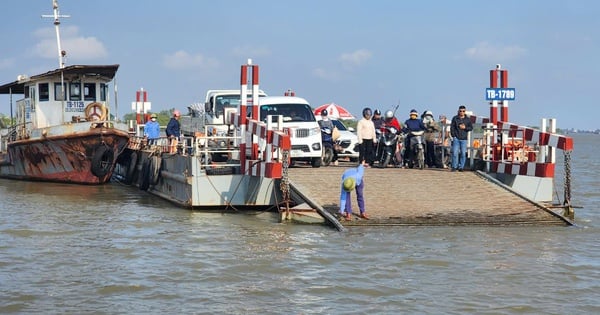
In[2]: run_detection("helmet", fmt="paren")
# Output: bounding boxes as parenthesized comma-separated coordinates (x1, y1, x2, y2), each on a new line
(424, 110, 433, 117)
(321, 109, 328, 116)
(173, 109, 181, 117)
(384, 110, 394, 119)
(362, 107, 372, 118)
(410, 109, 418, 116)
(374, 109, 381, 116)
(150, 113, 157, 119)
(343, 177, 356, 192)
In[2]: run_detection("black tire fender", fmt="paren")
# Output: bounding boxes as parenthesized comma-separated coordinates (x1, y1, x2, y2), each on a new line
(148, 155, 161, 185)
(124, 152, 138, 184)
(139, 158, 150, 191)
(91, 146, 114, 178)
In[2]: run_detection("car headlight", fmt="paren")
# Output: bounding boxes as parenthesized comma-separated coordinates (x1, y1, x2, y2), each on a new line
(310, 127, 320, 136)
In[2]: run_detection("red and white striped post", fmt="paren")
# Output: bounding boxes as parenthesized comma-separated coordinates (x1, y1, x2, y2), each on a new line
(489, 68, 499, 125)
(500, 68, 509, 122)
(239, 60, 261, 173)
(135, 88, 148, 124)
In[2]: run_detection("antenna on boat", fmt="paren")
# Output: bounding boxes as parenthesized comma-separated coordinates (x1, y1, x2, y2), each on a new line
(41, 0, 70, 69)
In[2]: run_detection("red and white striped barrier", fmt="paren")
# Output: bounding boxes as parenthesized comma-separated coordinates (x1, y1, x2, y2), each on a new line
(469, 114, 573, 177)
(496, 121, 573, 151)
(490, 160, 555, 178)
(233, 61, 291, 178)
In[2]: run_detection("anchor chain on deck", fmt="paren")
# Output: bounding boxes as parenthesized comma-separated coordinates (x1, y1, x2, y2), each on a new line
(563, 150, 574, 219)
(280, 150, 291, 218)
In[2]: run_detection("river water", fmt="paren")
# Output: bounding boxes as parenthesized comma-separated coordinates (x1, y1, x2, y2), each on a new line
(1, 133, 598, 314)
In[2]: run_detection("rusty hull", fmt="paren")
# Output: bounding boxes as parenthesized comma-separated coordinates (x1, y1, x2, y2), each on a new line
(0, 127, 129, 184)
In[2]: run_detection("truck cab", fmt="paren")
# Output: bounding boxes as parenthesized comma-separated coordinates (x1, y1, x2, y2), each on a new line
(258, 96, 322, 167)
(182, 89, 267, 137)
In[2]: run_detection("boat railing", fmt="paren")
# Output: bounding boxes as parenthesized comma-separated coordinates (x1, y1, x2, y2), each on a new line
(127, 128, 243, 170)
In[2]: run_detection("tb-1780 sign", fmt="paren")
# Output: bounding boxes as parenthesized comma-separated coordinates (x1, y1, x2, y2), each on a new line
(485, 88, 515, 101)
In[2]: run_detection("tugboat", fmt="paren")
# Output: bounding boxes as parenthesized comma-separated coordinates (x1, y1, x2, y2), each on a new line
(0, 0, 129, 184)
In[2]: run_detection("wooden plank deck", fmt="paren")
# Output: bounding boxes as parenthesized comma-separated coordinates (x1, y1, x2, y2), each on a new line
(287, 161, 570, 226)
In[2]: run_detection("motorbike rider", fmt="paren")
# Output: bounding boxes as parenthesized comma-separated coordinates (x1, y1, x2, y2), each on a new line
(402, 109, 426, 166)
(318, 109, 338, 165)
(383, 110, 401, 131)
(372, 109, 384, 131)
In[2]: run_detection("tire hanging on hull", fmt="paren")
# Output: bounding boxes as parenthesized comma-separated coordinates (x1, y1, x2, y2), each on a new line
(91, 146, 115, 178)
(139, 158, 151, 191)
(124, 152, 138, 184)
(148, 155, 161, 186)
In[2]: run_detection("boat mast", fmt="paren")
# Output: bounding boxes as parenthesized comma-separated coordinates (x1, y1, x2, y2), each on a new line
(42, 0, 70, 69)
(42, 0, 70, 123)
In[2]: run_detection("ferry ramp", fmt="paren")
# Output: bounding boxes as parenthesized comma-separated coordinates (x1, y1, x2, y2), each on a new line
(287, 162, 572, 227)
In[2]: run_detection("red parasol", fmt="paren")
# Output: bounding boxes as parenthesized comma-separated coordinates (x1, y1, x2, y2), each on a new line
(313, 103, 355, 119)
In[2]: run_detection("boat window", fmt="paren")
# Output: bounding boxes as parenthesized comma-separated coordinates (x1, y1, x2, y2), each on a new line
(54, 82, 66, 101)
(84, 83, 96, 101)
(69, 83, 81, 101)
(29, 86, 36, 111)
(100, 83, 107, 101)
(39, 83, 49, 102)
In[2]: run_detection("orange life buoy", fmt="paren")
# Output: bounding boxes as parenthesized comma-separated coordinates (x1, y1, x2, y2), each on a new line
(85, 102, 108, 121)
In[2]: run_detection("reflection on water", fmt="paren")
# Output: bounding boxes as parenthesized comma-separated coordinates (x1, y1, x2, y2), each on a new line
(0, 133, 599, 314)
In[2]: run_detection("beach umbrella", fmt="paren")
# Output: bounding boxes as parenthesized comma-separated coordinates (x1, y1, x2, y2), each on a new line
(313, 103, 355, 120)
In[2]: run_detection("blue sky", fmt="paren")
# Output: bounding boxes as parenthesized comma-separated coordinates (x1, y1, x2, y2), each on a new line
(1, 0, 598, 130)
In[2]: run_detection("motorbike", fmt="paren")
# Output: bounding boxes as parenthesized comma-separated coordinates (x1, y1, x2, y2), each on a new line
(320, 127, 335, 166)
(376, 125, 401, 168)
(405, 130, 425, 169)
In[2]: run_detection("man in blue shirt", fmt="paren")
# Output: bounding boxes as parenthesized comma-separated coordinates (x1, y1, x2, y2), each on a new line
(166, 110, 181, 153)
(339, 164, 368, 220)
(144, 113, 160, 145)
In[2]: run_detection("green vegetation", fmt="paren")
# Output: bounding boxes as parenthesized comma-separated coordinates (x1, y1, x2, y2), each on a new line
(0, 113, 11, 128)
(121, 108, 176, 125)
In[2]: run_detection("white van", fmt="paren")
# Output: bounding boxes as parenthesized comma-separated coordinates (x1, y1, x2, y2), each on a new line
(257, 96, 322, 167)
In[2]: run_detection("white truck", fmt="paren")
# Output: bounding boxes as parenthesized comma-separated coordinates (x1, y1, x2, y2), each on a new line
(181, 90, 322, 167)
(181, 89, 267, 137)
(257, 95, 323, 167)
(180, 89, 266, 162)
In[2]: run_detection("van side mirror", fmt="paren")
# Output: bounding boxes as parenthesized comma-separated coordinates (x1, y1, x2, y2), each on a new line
(204, 101, 211, 113)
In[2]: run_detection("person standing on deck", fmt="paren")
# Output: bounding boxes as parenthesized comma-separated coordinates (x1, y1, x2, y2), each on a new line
(144, 113, 160, 145)
(422, 110, 441, 168)
(356, 107, 377, 167)
(339, 164, 368, 220)
(166, 110, 181, 153)
(450, 105, 473, 172)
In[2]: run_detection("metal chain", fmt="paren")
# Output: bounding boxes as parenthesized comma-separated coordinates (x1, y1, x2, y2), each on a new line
(280, 149, 291, 217)
(563, 150, 572, 205)
(563, 150, 573, 219)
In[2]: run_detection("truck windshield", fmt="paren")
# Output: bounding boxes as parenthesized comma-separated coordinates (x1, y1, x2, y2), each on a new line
(214, 95, 243, 115)
(260, 104, 315, 122)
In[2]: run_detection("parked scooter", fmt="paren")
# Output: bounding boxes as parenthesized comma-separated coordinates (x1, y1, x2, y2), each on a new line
(405, 130, 425, 169)
(377, 125, 401, 168)
(321, 127, 335, 166)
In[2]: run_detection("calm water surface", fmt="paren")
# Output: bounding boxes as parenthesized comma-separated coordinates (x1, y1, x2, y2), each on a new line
(1, 133, 599, 314)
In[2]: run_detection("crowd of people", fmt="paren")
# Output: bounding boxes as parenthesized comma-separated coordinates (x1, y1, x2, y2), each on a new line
(338, 104, 473, 220)
(352, 105, 471, 170)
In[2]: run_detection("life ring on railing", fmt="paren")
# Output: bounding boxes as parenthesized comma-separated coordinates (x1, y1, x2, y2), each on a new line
(91, 146, 115, 178)
(85, 102, 108, 121)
